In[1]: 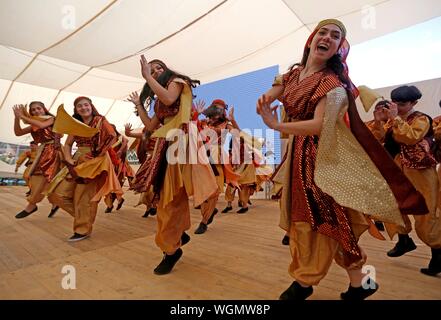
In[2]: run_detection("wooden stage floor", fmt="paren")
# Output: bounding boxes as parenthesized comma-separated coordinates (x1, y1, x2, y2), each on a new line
(0, 186, 439, 300)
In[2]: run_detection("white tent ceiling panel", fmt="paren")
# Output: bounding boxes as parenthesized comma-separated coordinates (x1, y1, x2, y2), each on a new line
(105, 100, 141, 132)
(65, 68, 143, 99)
(100, 0, 301, 80)
(44, 0, 225, 67)
(127, 0, 302, 83)
(2, 82, 58, 108)
(283, 0, 382, 25)
(17, 54, 89, 89)
(0, 0, 114, 53)
(0, 79, 12, 106)
(193, 26, 310, 84)
(0, 82, 58, 144)
(0, 46, 34, 80)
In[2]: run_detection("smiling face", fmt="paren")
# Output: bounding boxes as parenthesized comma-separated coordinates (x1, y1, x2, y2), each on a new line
(150, 62, 165, 80)
(74, 98, 93, 120)
(29, 102, 46, 116)
(308, 24, 343, 62)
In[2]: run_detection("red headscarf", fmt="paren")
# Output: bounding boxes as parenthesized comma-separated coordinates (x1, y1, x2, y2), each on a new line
(303, 19, 359, 98)
(210, 99, 227, 109)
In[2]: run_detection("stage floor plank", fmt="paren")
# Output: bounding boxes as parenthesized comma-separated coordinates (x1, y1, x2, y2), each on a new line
(0, 186, 440, 300)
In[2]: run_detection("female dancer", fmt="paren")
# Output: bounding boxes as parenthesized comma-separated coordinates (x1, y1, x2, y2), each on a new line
(257, 19, 428, 300)
(127, 56, 219, 274)
(13, 102, 60, 219)
(47, 97, 122, 241)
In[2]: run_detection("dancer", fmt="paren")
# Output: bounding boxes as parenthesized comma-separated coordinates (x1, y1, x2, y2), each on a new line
(103, 126, 134, 213)
(371, 86, 441, 276)
(125, 123, 158, 218)
(257, 19, 428, 300)
(193, 99, 240, 234)
(15, 141, 37, 192)
(13, 102, 61, 219)
(47, 97, 122, 241)
(127, 56, 219, 274)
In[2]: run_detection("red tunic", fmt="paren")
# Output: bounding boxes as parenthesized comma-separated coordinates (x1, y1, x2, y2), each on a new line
(30, 123, 61, 182)
(280, 66, 361, 260)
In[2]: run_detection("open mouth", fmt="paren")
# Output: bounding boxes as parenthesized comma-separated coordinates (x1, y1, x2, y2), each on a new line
(316, 43, 329, 52)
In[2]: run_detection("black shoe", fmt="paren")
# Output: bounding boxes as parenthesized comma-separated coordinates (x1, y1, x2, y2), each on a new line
(420, 248, 441, 277)
(279, 281, 313, 300)
(207, 208, 218, 225)
(340, 278, 379, 300)
(222, 206, 233, 213)
(67, 233, 89, 242)
(237, 207, 248, 214)
(282, 235, 290, 246)
(387, 234, 417, 257)
(15, 206, 38, 219)
(104, 206, 113, 214)
(154, 248, 183, 275)
(116, 198, 125, 210)
(374, 221, 385, 231)
(142, 207, 156, 218)
(194, 222, 208, 234)
(48, 206, 59, 218)
(25, 190, 31, 196)
(181, 232, 191, 246)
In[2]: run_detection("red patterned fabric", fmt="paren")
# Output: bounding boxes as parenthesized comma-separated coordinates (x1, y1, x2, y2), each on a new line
(282, 67, 362, 261)
(30, 124, 61, 182)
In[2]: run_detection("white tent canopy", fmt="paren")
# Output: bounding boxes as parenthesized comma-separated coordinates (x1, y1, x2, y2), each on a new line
(1, 0, 441, 145)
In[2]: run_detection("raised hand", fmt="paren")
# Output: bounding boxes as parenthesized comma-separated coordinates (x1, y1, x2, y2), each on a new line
(256, 94, 279, 129)
(13, 105, 21, 118)
(124, 123, 133, 136)
(140, 55, 152, 80)
(193, 99, 206, 113)
(387, 102, 398, 119)
(13, 104, 26, 118)
(228, 106, 235, 121)
(127, 92, 141, 106)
